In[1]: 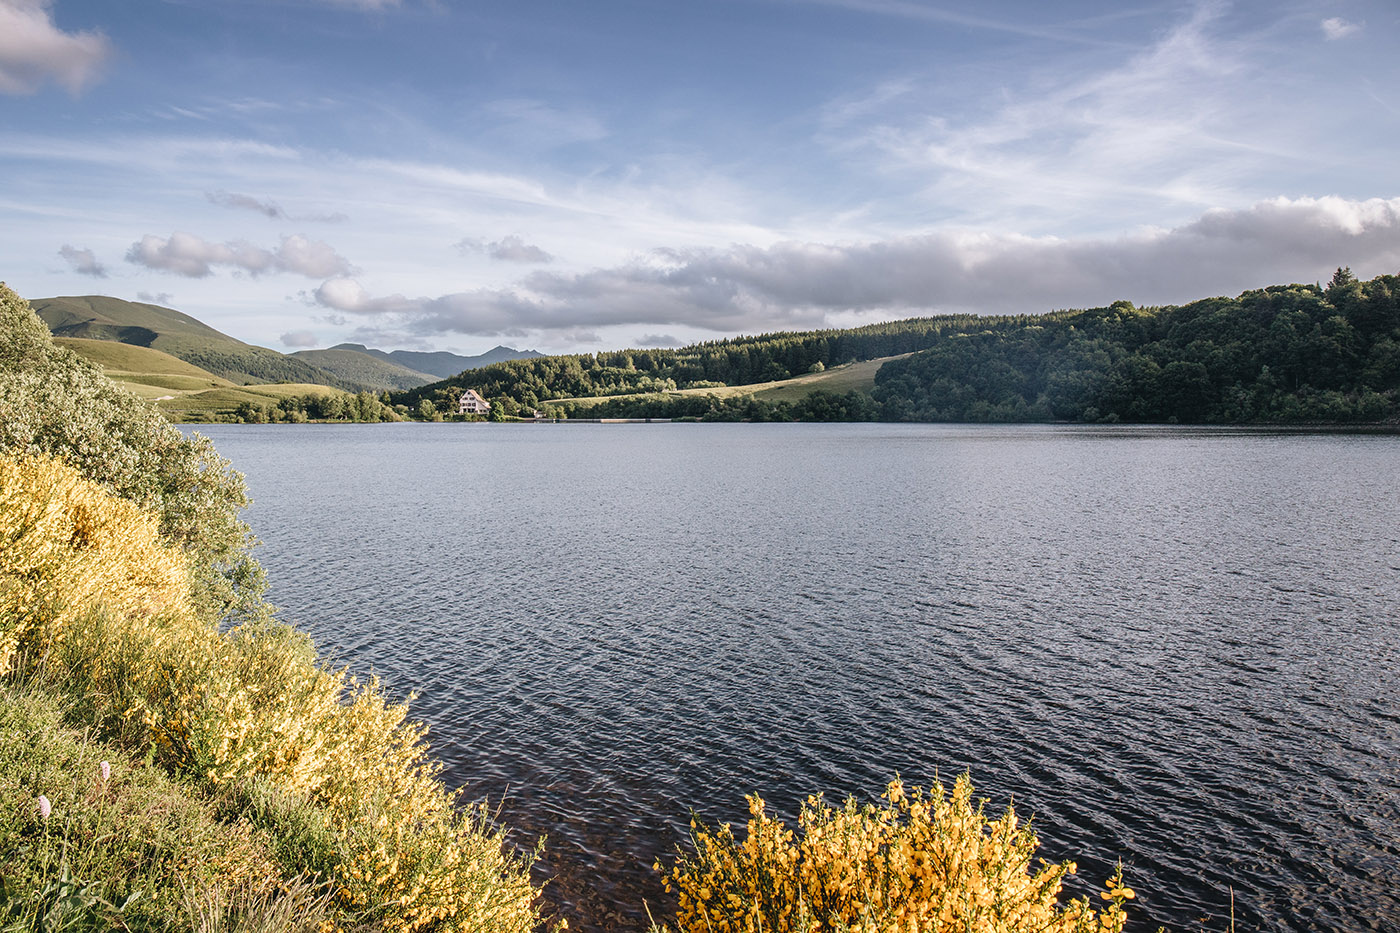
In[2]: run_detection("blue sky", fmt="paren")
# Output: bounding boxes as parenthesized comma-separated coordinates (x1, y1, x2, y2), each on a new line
(3, 0, 1398, 355)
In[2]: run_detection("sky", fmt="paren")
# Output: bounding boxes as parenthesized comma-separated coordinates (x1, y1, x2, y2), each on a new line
(2, 0, 1398, 356)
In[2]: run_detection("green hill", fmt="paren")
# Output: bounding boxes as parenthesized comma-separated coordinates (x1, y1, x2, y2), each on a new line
(549, 355, 907, 411)
(54, 337, 233, 400)
(33, 296, 349, 388)
(291, 346, 435, 391)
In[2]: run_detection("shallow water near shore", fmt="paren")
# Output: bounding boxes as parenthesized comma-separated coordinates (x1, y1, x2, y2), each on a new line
(195, 422, 1400, 932)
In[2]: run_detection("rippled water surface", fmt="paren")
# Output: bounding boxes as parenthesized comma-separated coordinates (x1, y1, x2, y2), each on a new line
(196, 423, 1400, 932)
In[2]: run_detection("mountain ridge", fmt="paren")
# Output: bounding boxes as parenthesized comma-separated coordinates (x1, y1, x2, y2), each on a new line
(328, 343, 544, 379)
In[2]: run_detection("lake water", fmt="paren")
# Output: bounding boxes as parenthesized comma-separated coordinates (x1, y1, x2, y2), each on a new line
(193, 422, 1400, 932)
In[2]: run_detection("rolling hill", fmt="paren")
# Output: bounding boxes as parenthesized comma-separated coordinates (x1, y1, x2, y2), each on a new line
(33, 296, 349, 388)
(291, 346, 436, 391)
(54, 337, 233, 401)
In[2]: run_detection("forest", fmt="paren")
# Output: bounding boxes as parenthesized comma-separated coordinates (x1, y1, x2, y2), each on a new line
(394, 269, 1400, 424)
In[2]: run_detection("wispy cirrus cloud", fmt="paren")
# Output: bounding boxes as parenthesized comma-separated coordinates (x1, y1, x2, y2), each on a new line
(58, 244, 106, 277)
(317, 0, 402, 9)
(0, 0, 111, 95)
(127, 232, 355, 279)
(817, 2, 1331, 232)
(207, 190, 349, 223)
(312, 197, 1400, 338)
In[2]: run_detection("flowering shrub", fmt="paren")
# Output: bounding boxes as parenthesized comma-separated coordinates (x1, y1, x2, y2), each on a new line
(0, 453, 192, 672)
(659, 774, 1131, 933)
(1, 452, 546, 933)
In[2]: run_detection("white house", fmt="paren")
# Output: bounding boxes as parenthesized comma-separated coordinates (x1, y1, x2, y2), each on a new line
(458, 389, 490, 415)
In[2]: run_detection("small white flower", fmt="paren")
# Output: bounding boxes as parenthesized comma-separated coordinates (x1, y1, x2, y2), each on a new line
(36, 795, 51, 819)
(99, 760, 111, 783)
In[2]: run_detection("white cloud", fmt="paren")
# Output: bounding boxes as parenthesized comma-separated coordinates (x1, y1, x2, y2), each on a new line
(457, 235, 555, 263)
(274, 235, 357, 278)
(136, 291, 174, 306)
(0, 0, 111, 95)
(281, 330, 320, 348)
(126, 232, 355, 279)
(1321, 17, 1360, 41)
(310, 197, 1400, 338)
(58, 244, 106, 277)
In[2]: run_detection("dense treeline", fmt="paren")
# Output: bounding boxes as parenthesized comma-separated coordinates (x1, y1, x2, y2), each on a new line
(401, 268, 1400, 424)
(230, 390, 402, 423)
(390, 316, 983, 412)
(549, 389, 881, 422)
(874, 269, 1400, 423)
(174, 345, 355, 389)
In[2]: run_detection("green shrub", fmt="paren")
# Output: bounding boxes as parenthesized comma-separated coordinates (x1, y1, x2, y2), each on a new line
(0, 282, 263, 624)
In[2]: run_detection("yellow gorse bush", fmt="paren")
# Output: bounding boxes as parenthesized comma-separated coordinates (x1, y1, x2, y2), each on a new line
(660, 774, 1130, 933)
(0, 453, 191, 671)
(1, 453, 544, 933)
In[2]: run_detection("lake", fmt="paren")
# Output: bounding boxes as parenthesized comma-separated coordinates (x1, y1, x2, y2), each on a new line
(193, 422, 1400, 932)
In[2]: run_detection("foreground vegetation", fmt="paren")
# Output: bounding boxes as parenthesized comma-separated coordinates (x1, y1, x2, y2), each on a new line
(3, 279, 1139, 931)
(1, 282, 546, 932)
(656, 777, 1131, 933)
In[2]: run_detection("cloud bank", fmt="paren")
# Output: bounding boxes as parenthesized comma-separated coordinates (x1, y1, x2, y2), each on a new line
(312, 197, 1400, 339)
(0, 0, 110, 95)
(127, 232, 354, 279)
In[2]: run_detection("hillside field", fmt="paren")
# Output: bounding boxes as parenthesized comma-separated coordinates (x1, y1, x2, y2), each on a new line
(160, 383, 351, 421)
(542, 355, 904, 411)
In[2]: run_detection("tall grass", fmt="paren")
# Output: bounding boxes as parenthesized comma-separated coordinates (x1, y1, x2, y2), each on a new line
(0, 685, 325, 931)
(1, 452, 548, 933)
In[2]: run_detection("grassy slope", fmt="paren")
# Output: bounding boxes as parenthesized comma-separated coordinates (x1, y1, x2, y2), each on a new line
(56, 335, 354, 421)
(56, 337, 234, 400)
(545, 355, 907, 410)
(33, 296, 346, 388)
(291, 347, 435, 391)
(160, 383, 350, 421)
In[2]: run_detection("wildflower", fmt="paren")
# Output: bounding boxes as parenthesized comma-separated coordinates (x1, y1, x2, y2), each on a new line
(100, 760, 111, 783)
(36, 795, 51, 819)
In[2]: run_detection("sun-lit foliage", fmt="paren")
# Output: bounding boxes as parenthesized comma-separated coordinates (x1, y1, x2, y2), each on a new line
(658, 774, 1131, 933)
(0, 451, 546, 933)
(0, 453, 191, 673)
(0, 281, 264, 623)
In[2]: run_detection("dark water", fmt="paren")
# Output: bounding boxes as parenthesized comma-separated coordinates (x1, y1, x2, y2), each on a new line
(194, 422, 1400, 933)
